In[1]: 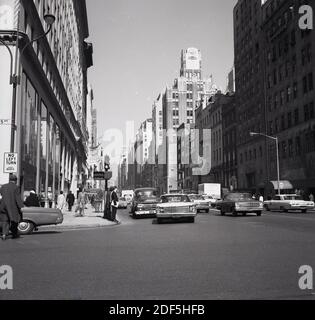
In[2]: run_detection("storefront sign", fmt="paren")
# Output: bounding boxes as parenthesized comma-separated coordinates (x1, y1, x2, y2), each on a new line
(3, 152, 17, 173)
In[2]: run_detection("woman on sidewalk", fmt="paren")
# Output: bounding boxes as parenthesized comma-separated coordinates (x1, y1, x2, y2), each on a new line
(110, 186, 120, 224)
(75, 187, 87, 217)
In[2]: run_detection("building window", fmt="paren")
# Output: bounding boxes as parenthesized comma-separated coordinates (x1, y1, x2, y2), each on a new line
(309, 72, 314, 91)
(293, 82, 298, 99)
(294, 109, 299, 125)
(288, 139, 293, 157)
(295, 136, 301, 156)
(287, 112, 292, 128)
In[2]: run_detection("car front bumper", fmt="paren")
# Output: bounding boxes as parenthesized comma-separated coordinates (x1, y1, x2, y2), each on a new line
(235, 208, 263, 212)
(156, 212, 197, 218)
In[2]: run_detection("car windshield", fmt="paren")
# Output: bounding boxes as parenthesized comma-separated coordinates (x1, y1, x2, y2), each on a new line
(225, 193, 253, 201)
(189, 195, 205, 200)
(283, 195, 303, 200)
(136, 190, 157, 201)
(203, 195, 213, 199)
(161, 195, 191, 203)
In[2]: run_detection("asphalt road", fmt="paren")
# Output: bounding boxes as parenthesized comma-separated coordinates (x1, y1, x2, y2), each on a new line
(1, 208, 315, 300)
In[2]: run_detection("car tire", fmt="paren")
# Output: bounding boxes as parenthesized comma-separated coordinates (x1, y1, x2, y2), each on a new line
(232, 209, 238, 217)
(206, 209, 210, 213)
(18, 221, 35, 235)
(132, 213, 138, 219)
(257, 212, 262, 216)
(220, 209, 225, 216)
(157, 218, 163, 224)
(302, 209, 307, 213)
(188, 217, 195, 223)
(264, 205, 270, 211)
(242, 212, 247, 216)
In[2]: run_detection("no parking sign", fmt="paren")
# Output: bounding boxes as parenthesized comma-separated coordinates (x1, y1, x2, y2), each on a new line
(3, 152, 18, 173)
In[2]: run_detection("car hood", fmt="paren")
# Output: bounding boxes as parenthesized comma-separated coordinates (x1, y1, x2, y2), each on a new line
(157, 203, 194, 208)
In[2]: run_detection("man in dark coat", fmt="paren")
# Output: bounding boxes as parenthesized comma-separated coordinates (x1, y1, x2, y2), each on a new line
(66, 191, 75, 212)
(24, 190, 40, 207)
(0, 174, 24, 239)
(110, 186, 119, 223)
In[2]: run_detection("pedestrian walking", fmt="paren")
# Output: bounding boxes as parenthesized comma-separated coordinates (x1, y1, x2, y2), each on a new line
(309, 193, 314, 202)
(66, 191, 75, 212)
(110, 186, 120, 223)
(259, 194, 264, 202)
(57, 191, 66, 211)
(24, 190, 40, 207)
(75, 187, 87, 217)
(0, 193, 10, 241)
(0, 174, 24, 240)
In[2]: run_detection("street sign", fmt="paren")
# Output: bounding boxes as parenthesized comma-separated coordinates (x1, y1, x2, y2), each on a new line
(3, 152, 18, 173)
(93, 171, 105, 180)
(93, 171, 112, 180)
(0, 119, 11, 125)
(104, 171, 112, 180)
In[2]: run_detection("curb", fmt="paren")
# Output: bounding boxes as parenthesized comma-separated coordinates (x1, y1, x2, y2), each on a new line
(39, 220, 119, 232)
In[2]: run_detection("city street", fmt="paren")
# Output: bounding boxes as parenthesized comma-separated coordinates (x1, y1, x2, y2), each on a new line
(1, 209, 315, 300)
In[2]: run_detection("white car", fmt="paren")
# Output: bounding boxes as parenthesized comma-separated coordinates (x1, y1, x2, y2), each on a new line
(118, 197, 128, 209)
(202, 195, 217, 207)
(156, 194, 197, 223)
(264, 194, 315, 213)
(188, 194, 211, 213)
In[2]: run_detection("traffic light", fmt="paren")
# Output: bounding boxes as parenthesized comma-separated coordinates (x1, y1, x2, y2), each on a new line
(104, 163, 110, 171)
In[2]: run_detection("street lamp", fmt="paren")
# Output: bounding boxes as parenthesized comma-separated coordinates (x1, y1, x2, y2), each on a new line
(250, 132, 281, 195)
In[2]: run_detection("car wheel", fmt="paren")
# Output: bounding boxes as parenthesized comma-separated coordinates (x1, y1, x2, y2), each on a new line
(302, 209, 307, 213)
(18, 221, 35, 235)
(242, 212, 247, 216)
(232, 209, 238, 217)
(264, 204, 270, 211)
(206, 209, 210, 213)
(220, 209, 225, 216)
(157, 218, 163, 224)
(257, 212, 262, 216)
(188, 217, 195, 223)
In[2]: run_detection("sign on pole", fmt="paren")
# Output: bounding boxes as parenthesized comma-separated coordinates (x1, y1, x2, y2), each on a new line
(3, 152, 18, 173)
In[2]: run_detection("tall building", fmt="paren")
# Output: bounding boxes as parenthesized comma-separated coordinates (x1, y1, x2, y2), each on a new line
(261, 0, 315, 195)
(0, 0, 93, 204)
(161, 48, 215, 193)
(234, 0, 267, 192)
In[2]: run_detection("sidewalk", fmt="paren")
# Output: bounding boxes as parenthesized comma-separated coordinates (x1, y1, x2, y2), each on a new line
(41, 204, 117, 231)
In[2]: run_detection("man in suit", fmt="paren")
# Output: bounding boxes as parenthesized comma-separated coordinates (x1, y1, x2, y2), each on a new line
(110, 186, 120, 224)
(66, 191, 75, 212)
(0, 174, 24, 239)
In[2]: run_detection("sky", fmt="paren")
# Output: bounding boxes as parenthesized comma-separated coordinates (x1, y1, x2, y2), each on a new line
(86, 0, 237, 167)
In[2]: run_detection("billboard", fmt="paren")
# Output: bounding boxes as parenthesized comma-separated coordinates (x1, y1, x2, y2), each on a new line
(0, 0, 19, 30)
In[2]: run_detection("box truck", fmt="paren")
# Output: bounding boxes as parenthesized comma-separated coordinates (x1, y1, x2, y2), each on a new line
(198, 183, 221, 199)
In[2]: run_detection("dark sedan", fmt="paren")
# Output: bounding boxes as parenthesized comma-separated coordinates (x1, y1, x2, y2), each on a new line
(130, 188, 159, 219)
(18, 207, 63, 234)
(216, 192, 263, 217)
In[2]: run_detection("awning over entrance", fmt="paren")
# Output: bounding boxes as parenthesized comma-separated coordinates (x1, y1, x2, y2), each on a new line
(269, 180, 293, 190)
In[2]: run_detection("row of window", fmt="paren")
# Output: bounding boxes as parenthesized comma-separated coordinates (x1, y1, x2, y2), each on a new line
(239, 146, 263, 164)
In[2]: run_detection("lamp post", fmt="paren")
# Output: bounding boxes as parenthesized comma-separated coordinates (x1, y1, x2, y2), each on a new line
(250, 132, 281, 195)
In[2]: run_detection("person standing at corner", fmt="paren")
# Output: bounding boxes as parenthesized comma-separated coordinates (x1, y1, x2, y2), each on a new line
(110, 186, 120, 224)
(66, 190, 75, 212)
(57, 191, 66, 211)
(0, 174, 24, 239)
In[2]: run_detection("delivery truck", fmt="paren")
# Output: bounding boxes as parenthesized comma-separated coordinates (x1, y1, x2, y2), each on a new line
(198, 183, 221, 199)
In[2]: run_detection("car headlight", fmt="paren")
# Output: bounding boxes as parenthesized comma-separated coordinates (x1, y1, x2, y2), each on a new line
(157, 207, 164, 213)
(189, 206, 196, 212)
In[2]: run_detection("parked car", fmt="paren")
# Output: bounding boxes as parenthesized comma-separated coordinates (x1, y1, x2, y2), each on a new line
(18, 207, 63, 234)
(264, 194, 315, 213)
(156, 194, 197, 223)
(118, 197, 128, 209)
(188, 194, 211, 213)
(217, 192, 263, 216)
(130, 188, 159, 218)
